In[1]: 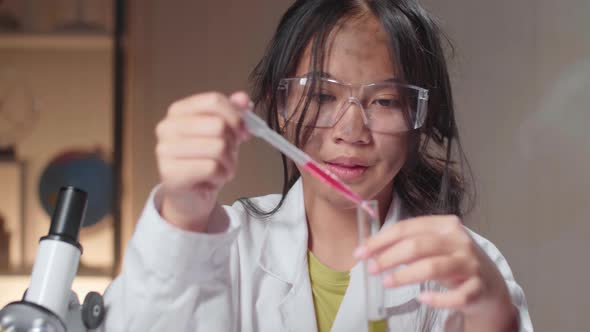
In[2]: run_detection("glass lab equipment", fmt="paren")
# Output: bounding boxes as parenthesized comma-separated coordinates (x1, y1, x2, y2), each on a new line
(357, 200, 388, 329)
(241, 106, 363, 205)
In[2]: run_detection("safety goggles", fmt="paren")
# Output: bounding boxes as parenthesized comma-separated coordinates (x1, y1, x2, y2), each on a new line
(277, 76, 429, 134)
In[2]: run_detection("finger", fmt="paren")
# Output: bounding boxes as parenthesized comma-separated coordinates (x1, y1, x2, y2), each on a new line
(356, 215, 463, 259)
(229, 91, 253, 141)
(159, 159, 232, 189)
(417, 277, 483, 309)
(156, 137, 236, 168)
(229, 91, 251, 110)
(156, 115, 240, 140)
(382, 255, 472, 288)
(371, 234, 456, 274)
(168, 92, 244, 133)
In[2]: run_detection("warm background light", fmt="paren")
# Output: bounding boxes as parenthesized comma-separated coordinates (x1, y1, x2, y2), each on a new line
(0, 1, 588, 331)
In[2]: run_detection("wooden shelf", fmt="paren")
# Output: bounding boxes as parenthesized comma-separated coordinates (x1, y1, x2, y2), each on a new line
(0, 33, 113, 50)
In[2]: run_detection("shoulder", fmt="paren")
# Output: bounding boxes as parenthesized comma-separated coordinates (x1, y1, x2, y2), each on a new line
(464, 227, 504, 261)
(464, 226, 518, 281)
(224, 192, 283, 222)
(222, 192, 284, 238)
(463, 226, 532, 329)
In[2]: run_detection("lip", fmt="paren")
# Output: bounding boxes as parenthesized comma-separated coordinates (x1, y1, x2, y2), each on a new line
(323, 156, 370, 181)
(325, 156, 370, 167)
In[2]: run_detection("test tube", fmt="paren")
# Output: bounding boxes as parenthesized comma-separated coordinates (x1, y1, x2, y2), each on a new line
(357, 200, 386, 322)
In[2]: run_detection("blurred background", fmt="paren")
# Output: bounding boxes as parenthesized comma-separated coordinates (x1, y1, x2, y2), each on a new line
(0, 0, 588, 331)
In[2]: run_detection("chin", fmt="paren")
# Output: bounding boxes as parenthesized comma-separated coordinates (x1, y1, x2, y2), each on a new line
(325, 178, 389, 207)
(300, 167, 396, 208)
(303, 178, 358, 210)
(324, 191, 359, 210)
(354, 176, 396, 204)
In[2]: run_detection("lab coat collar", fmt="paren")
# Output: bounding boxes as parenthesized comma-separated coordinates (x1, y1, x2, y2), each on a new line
(257, 178, 406, 285)
(258, 179, 416, 285)
(257, 178, 421, 331)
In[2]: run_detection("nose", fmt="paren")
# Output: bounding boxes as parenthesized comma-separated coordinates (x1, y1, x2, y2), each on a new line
(331, 98, 371, 145)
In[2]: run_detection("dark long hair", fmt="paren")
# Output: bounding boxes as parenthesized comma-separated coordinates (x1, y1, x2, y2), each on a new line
(240, 0, 474, 218)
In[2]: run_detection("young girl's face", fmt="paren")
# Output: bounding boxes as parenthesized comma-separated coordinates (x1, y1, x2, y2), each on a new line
(290, 15, 408, 209)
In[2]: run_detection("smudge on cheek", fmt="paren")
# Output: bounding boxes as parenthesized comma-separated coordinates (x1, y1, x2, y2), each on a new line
(300, 129, 325, 159)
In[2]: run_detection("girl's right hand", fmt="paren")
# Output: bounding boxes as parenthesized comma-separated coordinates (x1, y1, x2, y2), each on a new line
(155, 91, 251, 232)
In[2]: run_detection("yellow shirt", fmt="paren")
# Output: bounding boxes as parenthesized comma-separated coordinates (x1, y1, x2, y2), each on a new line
(308, 251, 387, 332)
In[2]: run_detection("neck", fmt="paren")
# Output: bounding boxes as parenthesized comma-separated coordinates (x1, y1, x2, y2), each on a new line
(304, 180, 393, 271)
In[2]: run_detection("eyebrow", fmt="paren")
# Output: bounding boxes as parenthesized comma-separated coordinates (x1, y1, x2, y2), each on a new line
(383, 77, 403, 84)
(300, 71, 402, 85)
(300, 71, 333, 79)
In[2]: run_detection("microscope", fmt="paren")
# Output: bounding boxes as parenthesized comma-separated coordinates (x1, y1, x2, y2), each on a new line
(0, 187, 106, 331)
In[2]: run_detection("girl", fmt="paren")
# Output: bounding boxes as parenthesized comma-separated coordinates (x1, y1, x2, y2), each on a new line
(103, 0, 533, 331)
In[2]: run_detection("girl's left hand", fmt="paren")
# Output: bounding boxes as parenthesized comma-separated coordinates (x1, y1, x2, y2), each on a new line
(354, 215, 518, 329)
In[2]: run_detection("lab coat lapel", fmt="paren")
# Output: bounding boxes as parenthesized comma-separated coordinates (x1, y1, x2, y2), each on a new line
(278, 267, 318, 332)
(331, 262, 370, 332)
(257, 179, 318, 331)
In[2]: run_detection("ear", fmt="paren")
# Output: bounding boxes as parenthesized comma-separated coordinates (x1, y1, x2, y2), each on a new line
(278, 114, 286, 130)
(277, 114, 295, 141)
(275, 107, 289, 134)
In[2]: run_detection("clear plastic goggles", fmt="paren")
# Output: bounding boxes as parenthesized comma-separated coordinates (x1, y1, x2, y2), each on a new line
(277, 76, 429, 134)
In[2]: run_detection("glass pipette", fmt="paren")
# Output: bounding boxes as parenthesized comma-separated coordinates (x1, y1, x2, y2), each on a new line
(241, 106, 367, 209)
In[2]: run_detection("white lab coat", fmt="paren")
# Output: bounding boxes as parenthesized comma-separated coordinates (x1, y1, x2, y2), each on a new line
(102, 179, 533, 331)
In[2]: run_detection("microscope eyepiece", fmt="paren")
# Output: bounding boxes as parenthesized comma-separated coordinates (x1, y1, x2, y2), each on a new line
(45, 186, 87, 247)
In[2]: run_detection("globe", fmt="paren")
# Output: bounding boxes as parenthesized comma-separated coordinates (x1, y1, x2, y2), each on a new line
(38, 150, 113, 228)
